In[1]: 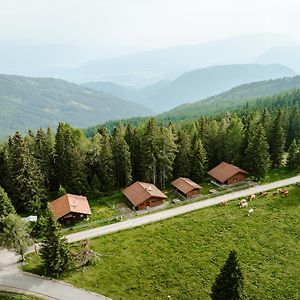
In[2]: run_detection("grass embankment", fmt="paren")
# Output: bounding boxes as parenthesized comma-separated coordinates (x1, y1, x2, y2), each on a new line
(24, 184, 300, 300)
(0, 292, 40, 299)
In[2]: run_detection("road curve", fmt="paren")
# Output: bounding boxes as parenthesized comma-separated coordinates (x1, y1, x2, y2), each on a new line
(66, 175, 300, 243)
(0, 264, 110, 300)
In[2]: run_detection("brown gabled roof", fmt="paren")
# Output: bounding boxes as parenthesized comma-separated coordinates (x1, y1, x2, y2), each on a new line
(49, 194, 92, 220)
(207, 162, 248, 184)
(172, 177, 202, 195)
(122, 181, 167, 207)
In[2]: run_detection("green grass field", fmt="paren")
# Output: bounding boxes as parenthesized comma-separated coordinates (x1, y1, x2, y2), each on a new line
(24, 184, 300, 300)
(0, 292, 40, 299)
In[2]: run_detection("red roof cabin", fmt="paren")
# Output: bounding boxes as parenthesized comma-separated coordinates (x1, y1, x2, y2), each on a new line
(208, 162, 248, 185)
(49, 194, 92, 223)
(172, 177, 202, 198)
(122, 181, 167, 211)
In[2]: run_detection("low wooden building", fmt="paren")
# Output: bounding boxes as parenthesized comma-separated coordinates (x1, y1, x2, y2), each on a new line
(172, 177, 202, 198)
(122, 181, 167, 211)
(208, 162, 248, 185)
(49, 194, 91, 223)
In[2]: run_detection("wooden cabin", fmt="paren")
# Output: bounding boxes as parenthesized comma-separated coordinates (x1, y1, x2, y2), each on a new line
(172, 177, 202, 198)
(49, 194, 91, 223)
(207, 162, 248, 185)
(122, 181, 167, 211)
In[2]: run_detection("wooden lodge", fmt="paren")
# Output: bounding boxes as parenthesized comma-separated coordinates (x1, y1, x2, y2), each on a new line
(172, 177, 202, 198)
(122, 181, 167, 211)
(207, 162, 248, 185)
(49, 194, 92, 223)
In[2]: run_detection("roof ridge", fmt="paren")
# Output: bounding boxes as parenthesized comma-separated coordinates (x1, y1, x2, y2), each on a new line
(138, 181, 153, 197)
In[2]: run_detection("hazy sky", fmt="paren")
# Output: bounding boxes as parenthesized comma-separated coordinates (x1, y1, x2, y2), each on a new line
(1, 0, 300, 56)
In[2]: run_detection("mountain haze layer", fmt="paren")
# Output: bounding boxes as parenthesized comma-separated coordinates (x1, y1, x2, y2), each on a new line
(0, 74, 151, 138)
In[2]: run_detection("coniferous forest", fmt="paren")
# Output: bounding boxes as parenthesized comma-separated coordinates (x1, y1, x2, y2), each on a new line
(1, 89, 300, 215)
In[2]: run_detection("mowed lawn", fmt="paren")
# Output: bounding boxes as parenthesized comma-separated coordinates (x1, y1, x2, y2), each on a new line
(25, 186, 300, 300)
(0, 292, 40, 299)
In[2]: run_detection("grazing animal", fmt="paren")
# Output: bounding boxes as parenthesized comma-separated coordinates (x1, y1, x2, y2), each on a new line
(277, 188, 282, 193)
(219, 201, 227, 206)
(282, 190, 289, 197)
(273, 191, 278, 196)
(248, 194, 256, 201)
(240, 202, 248, 208)
(248, 208, 254, 216)
(261, 191, 268, 197)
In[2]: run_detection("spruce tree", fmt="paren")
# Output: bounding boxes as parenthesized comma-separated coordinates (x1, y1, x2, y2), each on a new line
(112, 125, 132, 187)
(173, 130, 192, 178)
(0, 186, 15, 217)
(287, 139, 299, 170)
(191, 137, 207, 182)
(244, 118, 270, 179)
(6, 132, 46, 213)
(269, 110, 286, 167)
(211, 250, 244, 300)
(40, 211, 72, 277)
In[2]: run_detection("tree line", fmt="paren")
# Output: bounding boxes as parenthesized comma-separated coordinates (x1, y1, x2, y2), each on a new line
(0, 103, 299, 215)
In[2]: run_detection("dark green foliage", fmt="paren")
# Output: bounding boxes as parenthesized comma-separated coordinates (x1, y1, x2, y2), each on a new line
(0, 213, 32, 261)
(191, 138, 207, 182)
(0, 186, 15, 217)
(287, 140, 300, 170)
(54, 123, 87, 195)
(40, 211, 72, 277)
(111, 125, 132, 187)
(211, 250, 244, 300)
(57, 185, 67, 197)
(5, 132, 46, 213)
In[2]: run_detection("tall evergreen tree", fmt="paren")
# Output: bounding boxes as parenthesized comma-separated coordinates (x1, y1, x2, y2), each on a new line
(140, 118, 160, 185)
(173, 130, 192, 178)
(211, 250, 244, 300)
(54, 123, 87, 194)
(191, 137, 207, 182)
(287, 139, 299, 170)
(6, 132, 46, 213)
(0, 186, 15, 217)
(157, 124, 177, 189)
(244, 118, 270, 179)
(125, 125, 142, 181)
(112, 125, 132, 187)
(269, 110, 286, 167)
(40, 211, 72, 277)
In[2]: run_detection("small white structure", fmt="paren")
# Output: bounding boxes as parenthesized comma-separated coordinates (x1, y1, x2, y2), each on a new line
(22, 215, 37, 223)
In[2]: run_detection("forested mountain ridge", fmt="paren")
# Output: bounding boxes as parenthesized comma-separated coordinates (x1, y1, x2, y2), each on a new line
(140, 64, 295, 112)
(0, 74, 151, 138)
(161, 75, 300, 120)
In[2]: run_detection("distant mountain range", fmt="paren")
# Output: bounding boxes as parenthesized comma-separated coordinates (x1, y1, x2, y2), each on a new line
(0, 74, 151, 138)
(160, 75, 300, 119)
(84, 64, 296, 112)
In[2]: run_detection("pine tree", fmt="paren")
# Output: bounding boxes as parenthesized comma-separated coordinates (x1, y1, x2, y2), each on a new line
(191, 137, 207, 182)
(54, 123, 87, 194)
(125, 125, 142, 181)
(224, 116, 244, 165)
(287, 139, 299, 170)
(156, 124, 177, 189)
(40, 211, 72, 277)
(173, 130, 192, 178)
(269, 110, 286, 167)
(140, 118, 160, 185)
(244, 117, 270, 179)
(211, 250, 244, 300)
(6, 132, 46, 213)
(0, 186, 15, 217)
(111, 125, 132, 187)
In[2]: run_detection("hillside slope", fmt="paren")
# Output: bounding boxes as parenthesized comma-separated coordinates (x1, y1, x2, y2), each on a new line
(159, 75, 300, 119)
(144, 64, 295, 112)
(0, 74, 151, 138)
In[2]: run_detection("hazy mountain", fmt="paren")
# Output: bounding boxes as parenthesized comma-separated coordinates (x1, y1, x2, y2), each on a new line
(256, 45, 300, 73)
(140, 63, 295, 112)
(0, 74, 151, 138)
(74, 33, 292, 85)
(160, 75, 300, 120)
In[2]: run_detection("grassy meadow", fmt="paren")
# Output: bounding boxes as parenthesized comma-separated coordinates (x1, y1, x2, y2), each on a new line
(0, 292, 40, 300)
(24, 185, 300, 300)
